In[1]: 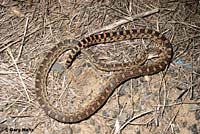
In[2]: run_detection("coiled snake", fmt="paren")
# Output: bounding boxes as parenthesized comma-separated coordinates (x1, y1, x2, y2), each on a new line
(35, 28, 173, 123)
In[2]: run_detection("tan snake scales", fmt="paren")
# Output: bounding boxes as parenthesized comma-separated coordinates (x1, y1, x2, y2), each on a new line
(35, 28, 173, 123)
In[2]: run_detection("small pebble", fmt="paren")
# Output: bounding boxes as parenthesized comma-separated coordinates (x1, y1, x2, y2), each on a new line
(74, 67, 82, 76)
(52, 63, 64, 73)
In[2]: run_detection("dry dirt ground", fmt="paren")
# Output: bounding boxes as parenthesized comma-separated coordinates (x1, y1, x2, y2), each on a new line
(0, 0, 200, 134)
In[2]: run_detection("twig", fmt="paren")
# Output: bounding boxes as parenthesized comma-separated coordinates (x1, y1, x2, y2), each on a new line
(0, 71, 27, 74)
(163, 85, 191, 133)
(6, 48, 31, 101)
(12, 106, 30, 122)
(113, 98, 127, 134)
(118, 110, 154, 132)
(4, 94, 23, 111)
(16, 17, 29, 61)
(90, 8, 160, 34)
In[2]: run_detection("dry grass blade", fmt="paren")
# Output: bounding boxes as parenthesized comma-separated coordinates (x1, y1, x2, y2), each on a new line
(6, 48, 31, 101)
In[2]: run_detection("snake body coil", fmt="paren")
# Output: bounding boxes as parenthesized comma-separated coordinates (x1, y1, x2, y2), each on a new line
(35, 28, 173, 123)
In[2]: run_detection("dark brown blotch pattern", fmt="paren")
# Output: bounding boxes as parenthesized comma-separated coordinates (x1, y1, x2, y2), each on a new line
(35, 28, 173, 123)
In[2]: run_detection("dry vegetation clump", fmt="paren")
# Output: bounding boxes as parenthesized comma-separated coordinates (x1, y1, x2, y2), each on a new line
(0, 0, 199, 134)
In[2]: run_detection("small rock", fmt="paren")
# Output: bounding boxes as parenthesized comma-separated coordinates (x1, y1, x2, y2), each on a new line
(74, 67, 82, 76)
(52, 63, 64, 73)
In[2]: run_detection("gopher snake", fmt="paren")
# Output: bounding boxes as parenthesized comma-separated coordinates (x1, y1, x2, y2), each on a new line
(35, 28, 173, 123)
